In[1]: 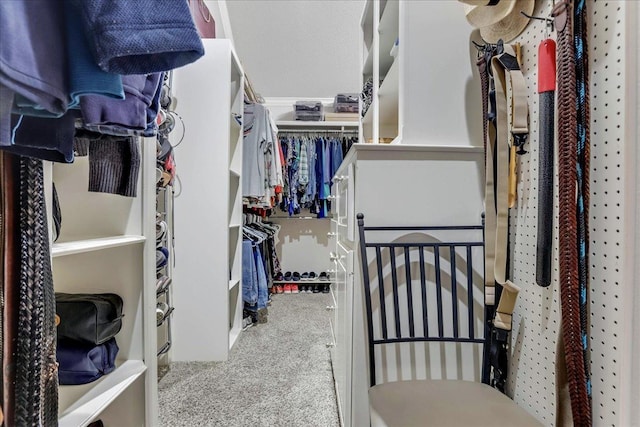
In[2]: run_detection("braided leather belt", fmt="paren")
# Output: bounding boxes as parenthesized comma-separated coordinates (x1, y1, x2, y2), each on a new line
(553, 0, 592, 424)
(15, 157, 59, 426)
(1, 151, 19, 427)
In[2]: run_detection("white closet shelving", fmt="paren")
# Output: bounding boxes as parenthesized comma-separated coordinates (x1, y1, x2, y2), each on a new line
(170, 39, 244, 362)
(360, 0, 477, 146)
(48, 136, 157, 426)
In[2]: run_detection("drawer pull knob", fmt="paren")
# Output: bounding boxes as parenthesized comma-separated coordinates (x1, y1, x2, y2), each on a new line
(326, 342, 336, 348)
(326, 306, 335, 311)
(327, 232, 337, 237)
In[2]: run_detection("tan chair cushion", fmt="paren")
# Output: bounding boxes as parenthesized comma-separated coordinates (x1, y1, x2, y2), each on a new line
(369, 380, 543, 427)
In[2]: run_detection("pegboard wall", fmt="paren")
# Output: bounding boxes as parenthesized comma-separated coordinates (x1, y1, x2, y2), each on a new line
(500, 1, 632, 425)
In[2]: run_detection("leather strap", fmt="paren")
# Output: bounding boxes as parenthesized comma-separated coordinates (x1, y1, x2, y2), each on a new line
(554, 0, 592, 424)
(536, 38, 556, 288)
(488, 44, 528, 290)
(14, 157, 58, 426)
(1, 151, 19, 427)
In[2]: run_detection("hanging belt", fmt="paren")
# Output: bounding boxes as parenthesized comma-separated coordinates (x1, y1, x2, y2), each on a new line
(553, 0, 592, 424)
(488, 43, 528, 301)
(483, 43, 528, 391)
(1, 151, 19, 427)
(15, 157, 58, 426)
(536, 38, 557, 288)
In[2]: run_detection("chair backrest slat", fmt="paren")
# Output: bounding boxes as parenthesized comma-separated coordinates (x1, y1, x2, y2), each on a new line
(357, 213, 485, 387)
(404, 248, 415, 338)
(434, 245, 444, 338)
(467, 245, 475, 340)
(450, 245, 459, 339)
(418, 248, 429, 338)
(375, 246, 388, 341)
(388, 247, 402, 339)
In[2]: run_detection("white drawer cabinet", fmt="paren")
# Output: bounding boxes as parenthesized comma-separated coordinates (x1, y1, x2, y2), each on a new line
(328, 143, 484, 427)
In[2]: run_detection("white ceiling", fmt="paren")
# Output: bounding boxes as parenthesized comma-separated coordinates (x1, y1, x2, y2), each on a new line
(226, 0, 364, 98)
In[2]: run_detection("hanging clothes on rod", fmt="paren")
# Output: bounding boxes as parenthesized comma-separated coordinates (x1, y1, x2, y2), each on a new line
(241, 216, 281, 325)
(277, 133, 357, 218)
(242, 103, 284, 210)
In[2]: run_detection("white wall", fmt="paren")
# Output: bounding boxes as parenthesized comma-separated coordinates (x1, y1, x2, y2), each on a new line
(226, 0, 364, 98)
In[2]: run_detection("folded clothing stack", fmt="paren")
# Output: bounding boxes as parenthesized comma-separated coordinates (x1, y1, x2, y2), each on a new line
(333, 93, 359, 114)
(294, 101, 323, 121)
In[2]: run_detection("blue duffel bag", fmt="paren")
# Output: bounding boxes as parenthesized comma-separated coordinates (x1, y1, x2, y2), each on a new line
(57, 338, 119, 385)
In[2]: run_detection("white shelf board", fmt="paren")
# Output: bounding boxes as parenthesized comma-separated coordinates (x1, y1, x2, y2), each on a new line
(229, 279, 240, 290)
(276, 121, 359, 128)
(52, 236, 145, 257)
(378, 58, 399, 129)
(378, 0, 399, 77)
(363, 46, 374, 76)
(229, 223, 242, 229)
(58, 360, 146, 427)
(229, 327, 241, 350)
(229, 166, 241, 178)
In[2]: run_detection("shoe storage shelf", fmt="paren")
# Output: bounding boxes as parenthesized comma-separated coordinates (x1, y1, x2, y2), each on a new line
(169, 39, 245, 362)
(156, 72, 177, 369)
(47, 136, 158, 426)
(360, 0, 473, 146)
(328, 144, 484, 426)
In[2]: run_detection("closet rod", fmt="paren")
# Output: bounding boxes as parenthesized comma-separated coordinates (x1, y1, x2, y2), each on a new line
(278, 129, 359, 134)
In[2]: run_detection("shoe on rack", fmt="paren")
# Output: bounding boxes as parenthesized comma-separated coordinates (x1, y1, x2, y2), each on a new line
(308, 272, 317, 281)
(312, 284, 321, 293)
(322, 284, 330, 294)
(284, 271, 292, 282)
(300, 284, 307, 292)
(156, 220, 167, 243)
(274, 272, 284, 281)
(156, 302, 170, 324)
(292, 272, 301, 281)
(284, 284, 292, 294)
(306, 285, 313, 294)
(301, 272, 310, 280)
(156, 276, 172, 294)
(290, 284, 299, 293)
(156, 247, 169, 270)
(276, 284, 284, 294)
(318, 272, 329, 282)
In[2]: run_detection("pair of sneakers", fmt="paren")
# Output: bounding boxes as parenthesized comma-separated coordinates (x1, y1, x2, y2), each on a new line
(283, 283, 299, 293)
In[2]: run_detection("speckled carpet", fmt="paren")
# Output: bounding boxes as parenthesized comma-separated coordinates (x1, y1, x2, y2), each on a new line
(158, 293, 340, 427)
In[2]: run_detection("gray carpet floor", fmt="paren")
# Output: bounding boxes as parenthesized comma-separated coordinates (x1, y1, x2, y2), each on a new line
(158, 293, 340, 427)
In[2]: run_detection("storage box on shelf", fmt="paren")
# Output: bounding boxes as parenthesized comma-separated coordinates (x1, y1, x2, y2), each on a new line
(48, 136, 157, 426)
(170, 39, 244, 361)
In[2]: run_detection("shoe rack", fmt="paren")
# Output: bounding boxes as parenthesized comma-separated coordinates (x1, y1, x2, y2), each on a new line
(155, 72, 176, 369)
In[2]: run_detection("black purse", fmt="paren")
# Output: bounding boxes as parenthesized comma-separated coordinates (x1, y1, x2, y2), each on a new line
(55, 293, 124, 345)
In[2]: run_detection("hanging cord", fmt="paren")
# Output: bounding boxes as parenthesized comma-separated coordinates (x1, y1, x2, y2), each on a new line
(574, 0, 592, 411)
(553, 0, 592, 424)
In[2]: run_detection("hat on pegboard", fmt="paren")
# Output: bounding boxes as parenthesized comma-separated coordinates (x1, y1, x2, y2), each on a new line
(459, 0, 535, 43)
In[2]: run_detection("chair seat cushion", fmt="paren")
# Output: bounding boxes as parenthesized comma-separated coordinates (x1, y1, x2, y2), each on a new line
(369, 380, 543, 427)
